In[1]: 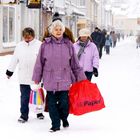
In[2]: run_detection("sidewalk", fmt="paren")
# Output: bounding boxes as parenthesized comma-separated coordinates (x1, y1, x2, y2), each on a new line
(0, 51, 14, 56)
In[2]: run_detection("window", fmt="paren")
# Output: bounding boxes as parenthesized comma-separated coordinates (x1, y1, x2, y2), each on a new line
(80, 0, 85, 6)
(3, 7, 8, 43)
(2, 6, 16, 47)
(9, 7, 15, 42)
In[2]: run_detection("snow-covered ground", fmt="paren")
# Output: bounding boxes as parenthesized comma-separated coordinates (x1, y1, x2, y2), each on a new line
(0, 36, 140, 140)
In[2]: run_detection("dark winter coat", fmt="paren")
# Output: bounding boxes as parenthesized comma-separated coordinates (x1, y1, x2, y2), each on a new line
(100, 32, 106, 47)
(90, 31, 102, 47)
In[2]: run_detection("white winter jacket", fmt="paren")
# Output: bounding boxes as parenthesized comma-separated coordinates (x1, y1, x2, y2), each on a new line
(8, 39, 42, 85)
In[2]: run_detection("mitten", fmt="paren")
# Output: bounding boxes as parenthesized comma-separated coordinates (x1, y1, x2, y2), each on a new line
(6, 70, 13, 79)
(93, 67, 98, 77)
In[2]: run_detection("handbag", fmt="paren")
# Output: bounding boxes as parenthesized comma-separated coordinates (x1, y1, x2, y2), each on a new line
(29, 86, 45, 113)
(69, 80, 105, 115)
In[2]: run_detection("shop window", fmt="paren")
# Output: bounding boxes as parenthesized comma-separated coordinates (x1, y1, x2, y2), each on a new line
(2, 6, 16, 47)
(9, 7, 15, 42)
(80, 0, 85, 6)
(3, 7, 8, 43)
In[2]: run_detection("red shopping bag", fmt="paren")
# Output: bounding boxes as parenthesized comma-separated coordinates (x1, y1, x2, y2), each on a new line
(69, 80, 105, 115)
(44, 93, 48, 112)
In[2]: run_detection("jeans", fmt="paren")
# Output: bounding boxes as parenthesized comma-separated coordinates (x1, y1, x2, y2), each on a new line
(47, 90, 69, 128)
(19, 84, 31, 120)
(105, 45, 110, 54)
(99, 45, 103, 59)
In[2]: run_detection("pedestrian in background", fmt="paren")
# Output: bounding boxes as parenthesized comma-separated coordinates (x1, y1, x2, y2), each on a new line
(136, 35, 140, 48)
(6, 27, 44, 123)
(99, 29, 106, 59)
(73, 28, 99, 81)
(109, 31, 113, 47)
(90, 27, 102, 50)
(111, 31, 117, 47)
(105, 33, 112, 55)
(32, 20, 86, 132)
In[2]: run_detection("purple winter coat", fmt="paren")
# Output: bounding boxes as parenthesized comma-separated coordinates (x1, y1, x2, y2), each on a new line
(73, 40, 99, 72)
(32, 36, 86, 91)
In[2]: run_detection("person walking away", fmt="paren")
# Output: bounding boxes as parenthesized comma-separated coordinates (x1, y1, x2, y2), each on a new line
(111, 31, 117, 47)
(99, 29, 106, 59)
(109, 31, 113, 47)
(6, 27, 44, 123)
(105, 34, 112, 55)
(32, 20, 86, 132)
(73, 28, 99, 81)
(136, 35, 140, 48)
(117, 32, 121, 42)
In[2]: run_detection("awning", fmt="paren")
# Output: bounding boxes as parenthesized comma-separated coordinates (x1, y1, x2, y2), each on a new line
(72, 8, 85, 16)
(95, 0, 100, 4)
(58, 11, 65, 15)
(77, 19, 87, 25)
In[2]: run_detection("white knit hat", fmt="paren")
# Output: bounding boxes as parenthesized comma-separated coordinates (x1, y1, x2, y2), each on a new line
(48, 20, 65, 34)
(79, 28, 90, 37)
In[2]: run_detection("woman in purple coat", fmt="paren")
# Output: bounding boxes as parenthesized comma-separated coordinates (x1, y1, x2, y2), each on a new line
(73, 28, 99, 81)
(32, 20, 86, 132)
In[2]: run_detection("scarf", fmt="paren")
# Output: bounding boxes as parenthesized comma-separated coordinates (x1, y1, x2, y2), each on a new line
(77, 40, 88, 59)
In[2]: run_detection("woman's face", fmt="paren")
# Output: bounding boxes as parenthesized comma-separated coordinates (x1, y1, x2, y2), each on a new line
(23, 35, 34, 43)
(80, 36, 88, 42)
(52, 26, 64, 39)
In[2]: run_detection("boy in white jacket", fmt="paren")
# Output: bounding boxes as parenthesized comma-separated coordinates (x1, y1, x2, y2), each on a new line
(6, 27, 44, 123)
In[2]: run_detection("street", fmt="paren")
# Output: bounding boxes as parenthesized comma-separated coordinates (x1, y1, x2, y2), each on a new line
(0, 36, 140, 140)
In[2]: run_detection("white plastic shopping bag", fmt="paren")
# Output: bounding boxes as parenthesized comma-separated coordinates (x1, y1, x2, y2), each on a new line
(29, 85, 45, 113)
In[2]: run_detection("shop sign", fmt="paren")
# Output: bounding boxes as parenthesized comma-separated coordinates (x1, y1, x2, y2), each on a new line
(27, 0, 41, 9)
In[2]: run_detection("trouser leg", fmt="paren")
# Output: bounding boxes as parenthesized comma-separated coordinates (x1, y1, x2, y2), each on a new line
(19, 84, 31, 120)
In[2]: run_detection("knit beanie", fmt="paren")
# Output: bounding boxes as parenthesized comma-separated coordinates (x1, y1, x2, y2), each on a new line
(79, 28, 90, 37)
(52, 12, 62, 22)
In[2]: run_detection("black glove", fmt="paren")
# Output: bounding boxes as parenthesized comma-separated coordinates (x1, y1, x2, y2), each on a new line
(6, 70, 13, 79)
(6, 70, 13, 77)
(93, 67, 98, 77)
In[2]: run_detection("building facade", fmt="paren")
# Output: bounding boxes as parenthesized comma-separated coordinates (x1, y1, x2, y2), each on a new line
(113, 15, 139, 36)
(0, 0, 115, 54)
(0, 4, 20, 54)
(0, 2, 40, 54)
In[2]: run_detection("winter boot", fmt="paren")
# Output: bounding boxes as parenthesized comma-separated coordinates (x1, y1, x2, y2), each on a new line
(62, 120, 69, 128)
(37, 113, 44, 120)
(18, 116, 27, 123)
(49, 127, 60, 132)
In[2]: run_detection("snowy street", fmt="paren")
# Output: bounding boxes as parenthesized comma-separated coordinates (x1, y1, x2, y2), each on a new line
(0, 36, 140, 140)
